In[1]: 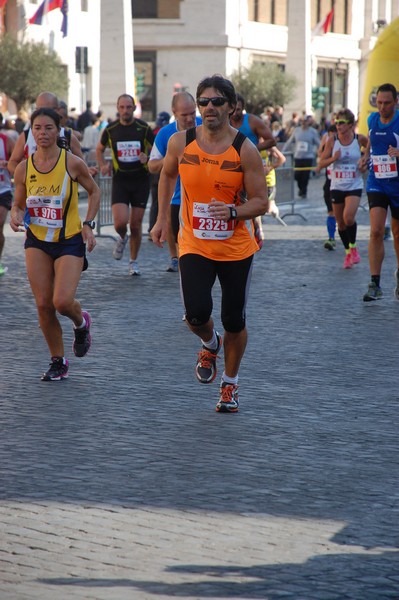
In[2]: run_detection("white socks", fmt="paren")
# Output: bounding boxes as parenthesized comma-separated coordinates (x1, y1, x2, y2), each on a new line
(74, 317, 86, 330)
(201, 330, 219, 351)
(222, 372, 239, 385)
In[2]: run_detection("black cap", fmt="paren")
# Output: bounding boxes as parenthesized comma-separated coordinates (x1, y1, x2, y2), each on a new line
(156, 111, 171, 127)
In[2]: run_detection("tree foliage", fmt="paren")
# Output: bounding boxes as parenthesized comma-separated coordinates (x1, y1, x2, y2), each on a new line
(0, 34, 68, 111)
(230, 62, 297, 115)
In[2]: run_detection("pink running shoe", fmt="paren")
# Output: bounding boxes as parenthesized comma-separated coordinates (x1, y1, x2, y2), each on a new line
(73, 311, 92, 357)
(351, 247, 361, 264)
(343, 253, 353, 269)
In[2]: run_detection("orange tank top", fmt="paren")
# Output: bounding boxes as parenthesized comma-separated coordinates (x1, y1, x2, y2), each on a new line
(178, 127, 259, 261)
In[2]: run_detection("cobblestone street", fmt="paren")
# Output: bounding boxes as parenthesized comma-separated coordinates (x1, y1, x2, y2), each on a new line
(1, 175, 398, 599)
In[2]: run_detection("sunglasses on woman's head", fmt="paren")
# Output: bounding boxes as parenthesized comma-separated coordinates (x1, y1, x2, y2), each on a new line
(335, 119, 351, 124)
(197, 97, 228, 107)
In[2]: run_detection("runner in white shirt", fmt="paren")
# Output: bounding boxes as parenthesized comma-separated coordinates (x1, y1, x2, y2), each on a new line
(319, 108, 367, 270)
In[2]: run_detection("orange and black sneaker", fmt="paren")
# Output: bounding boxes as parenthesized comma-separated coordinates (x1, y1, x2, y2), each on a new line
(216, 382, 239, 413)
(195, 333, 222, 384)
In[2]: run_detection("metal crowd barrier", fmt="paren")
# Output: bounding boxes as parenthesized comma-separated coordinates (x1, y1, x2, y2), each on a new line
(275, 151, 307, 222)
(82, 148, 117, 240)
(85, 150, 307, 234)
(359, 171, 369, 211)
(96, 174, 117, 240)
(275, 154, 368, 220)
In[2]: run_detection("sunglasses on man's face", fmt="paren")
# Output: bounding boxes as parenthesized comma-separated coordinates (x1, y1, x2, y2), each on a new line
(335, 119, 351, 124)
(197, 97, 228, 107)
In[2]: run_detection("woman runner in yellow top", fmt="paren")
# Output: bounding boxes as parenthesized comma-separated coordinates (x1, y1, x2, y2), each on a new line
(10, 107, 100, 381)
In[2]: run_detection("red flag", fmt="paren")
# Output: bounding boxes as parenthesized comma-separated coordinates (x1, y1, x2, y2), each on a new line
(312, 8, 334, 38)
(29, 0, 63, 26)
(322, 8, 334, 33)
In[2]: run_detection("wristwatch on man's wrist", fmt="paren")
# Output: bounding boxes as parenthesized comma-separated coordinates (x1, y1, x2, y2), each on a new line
(228, 206, 238, 221)
(83, 220, 96, 229)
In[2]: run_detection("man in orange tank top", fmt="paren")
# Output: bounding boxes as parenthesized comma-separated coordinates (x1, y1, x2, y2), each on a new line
(151, 75, 268, 413)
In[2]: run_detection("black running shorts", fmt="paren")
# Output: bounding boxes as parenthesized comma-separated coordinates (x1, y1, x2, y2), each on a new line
(179, 253, 254, 333)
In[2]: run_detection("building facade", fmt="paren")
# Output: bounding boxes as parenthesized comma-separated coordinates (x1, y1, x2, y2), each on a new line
(132, 0, 399, 122)
(0, 0, 398, 124)
(0, 0, 133, 121)
(1, 0, 101, 116)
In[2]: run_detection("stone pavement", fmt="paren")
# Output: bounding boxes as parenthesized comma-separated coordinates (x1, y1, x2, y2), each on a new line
(1, 175, 398, 600)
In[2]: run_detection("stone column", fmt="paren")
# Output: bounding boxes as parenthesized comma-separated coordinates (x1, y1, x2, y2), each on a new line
(284, 0, 312, 117)
(99, 0, 134, 119)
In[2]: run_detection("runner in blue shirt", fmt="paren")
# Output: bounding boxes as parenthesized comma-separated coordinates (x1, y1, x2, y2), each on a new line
(149, 92, 201, 272)
(359, 83, 399, 301)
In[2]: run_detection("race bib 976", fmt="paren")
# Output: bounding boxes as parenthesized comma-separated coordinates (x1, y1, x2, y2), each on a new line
(26, 195, 63, 229)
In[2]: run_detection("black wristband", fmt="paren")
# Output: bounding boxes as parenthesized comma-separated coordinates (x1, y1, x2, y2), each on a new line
(83, 220, 95, 229)
(228, 206, 237, 221)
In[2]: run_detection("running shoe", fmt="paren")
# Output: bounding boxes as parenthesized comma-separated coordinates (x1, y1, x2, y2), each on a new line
(324, 239, 336, 251)
(195, 333, 223, 384)
(394, 269, 399, 300)
(363, 282, 383, 302)
(166, 257, 179, 272)
(0, 263, 8, 276)
(73, 311, 92, 357)
(113, 235, 128, 260)
(350, 247, 361, 264)
(216, 382, 239, 413)
(343, 253, 353, 269)
(41, 357, 69, 381)
(384, 226, 392, 240)
(129, 261, 141, 276)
